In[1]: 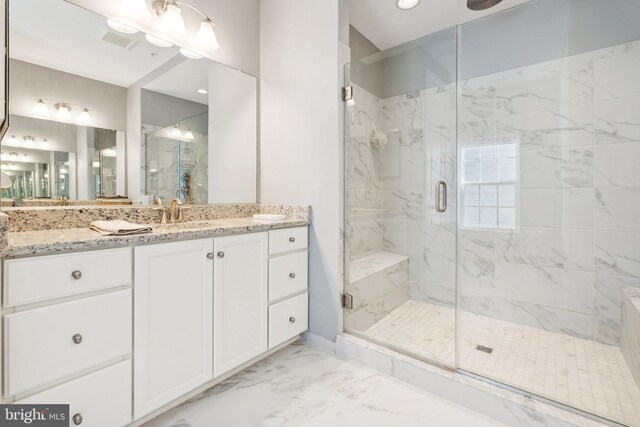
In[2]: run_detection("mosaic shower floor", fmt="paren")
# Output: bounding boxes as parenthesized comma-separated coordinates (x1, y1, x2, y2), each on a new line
(364, 300, 640, 426)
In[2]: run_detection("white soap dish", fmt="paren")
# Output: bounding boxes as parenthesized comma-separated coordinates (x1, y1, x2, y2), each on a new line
(253, 214, 286, 221)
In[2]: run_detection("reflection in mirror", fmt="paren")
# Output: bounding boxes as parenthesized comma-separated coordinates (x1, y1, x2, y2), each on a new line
(141, 58, 258, 204)
(3, 0, 258, 206)
(141, 64, 210, 204)
(0, 171, 13, 190)
(0, 115, 124, 205)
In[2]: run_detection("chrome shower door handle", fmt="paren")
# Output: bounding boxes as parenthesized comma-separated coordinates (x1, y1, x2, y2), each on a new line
(435, 180, 447, 213)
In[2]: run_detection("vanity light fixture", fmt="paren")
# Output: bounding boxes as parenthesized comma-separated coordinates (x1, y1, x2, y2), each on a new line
(55, 103, 73, 121)
(8, 135, 18, 145)
(41, 138, 49, 148)
(92, 161, 100, 168)
(196, 89, 208, 95)
(121, 0, 151, 22)
(196, 19, 219, 51)
(35, 99, 50, 117)
(151, 0, 219, 50)
(184, 129, 194, 140)
(78, 108, 92, 124)
(145, 33, 174, 48)
(396, 0, 420, 10)
(172, 126, 182, 138)
(35, 99, 92, 124)
(23, 136, 35, 145)
(107, 18, 139, 34)
(155, 1, 187, 36)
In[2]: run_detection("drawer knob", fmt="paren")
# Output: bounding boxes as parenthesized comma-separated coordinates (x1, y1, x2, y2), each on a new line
(207, 252, 214, 260)
(289, 237, 296, 243)
(72, 334, 83, 344)
(217, 251, 225, 258)
(73, 413, 83, 425)
(71, 270, 82, 280)
(289, 273, 296, 279)
(289, 316, 296, 323)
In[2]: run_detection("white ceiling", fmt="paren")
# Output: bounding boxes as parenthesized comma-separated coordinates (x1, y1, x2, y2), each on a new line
(349, 0, 535, 51)
(144, 60, 211, 105)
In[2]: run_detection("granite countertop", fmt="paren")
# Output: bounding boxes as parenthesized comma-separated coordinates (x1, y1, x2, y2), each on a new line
(2, 217, 310, 258)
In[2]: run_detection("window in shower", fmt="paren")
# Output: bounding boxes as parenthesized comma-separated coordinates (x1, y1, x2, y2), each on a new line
(460, 141, 517, 230)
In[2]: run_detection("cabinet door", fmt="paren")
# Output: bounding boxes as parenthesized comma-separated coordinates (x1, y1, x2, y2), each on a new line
(214, 232, 268, 377)
(134, 239, 213, 420)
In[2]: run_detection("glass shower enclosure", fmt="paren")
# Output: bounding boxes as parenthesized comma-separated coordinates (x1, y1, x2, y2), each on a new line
(143, 112, 208, 204)
(343, 0, 640, 425)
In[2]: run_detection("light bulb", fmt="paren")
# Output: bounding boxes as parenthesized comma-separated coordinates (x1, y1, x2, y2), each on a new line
(179, 48, 203, 59)
(145, 33, 173, 47)
(184, 129, 194, 140)
(92, 161, 100, 168)
(78, 108, 92, 124)
(56, 103, 72, 120)
(121, 0, 151, 22)
(396, 0, 420, 9)
(107, 18, 138, 34)
(172, 126, 182, 138)
(160, 3, 186, 36)
(35, 99, 49, 117)
(196, 20, 219, 51)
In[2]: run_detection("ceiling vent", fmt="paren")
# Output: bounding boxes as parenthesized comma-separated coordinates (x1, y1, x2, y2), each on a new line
(99, 30, 138, 50)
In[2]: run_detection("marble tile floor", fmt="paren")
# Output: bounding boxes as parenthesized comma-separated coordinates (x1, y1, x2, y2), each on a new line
(143, 340, 507, 427)
(363, 300, 640, 427)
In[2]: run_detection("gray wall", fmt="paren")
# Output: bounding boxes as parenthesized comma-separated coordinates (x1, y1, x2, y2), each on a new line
(141, 90, 208, 129)
(9, 59, 127, 131)
(260, 0, 343, 342)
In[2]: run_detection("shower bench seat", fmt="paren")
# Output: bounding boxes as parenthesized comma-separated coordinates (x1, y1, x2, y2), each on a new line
(622, 287, 640, 387)
(345, 251, 410, 332)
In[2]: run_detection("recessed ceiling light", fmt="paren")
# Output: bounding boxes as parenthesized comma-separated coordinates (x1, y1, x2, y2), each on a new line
(196, 89, 208, 95)
(396, 0, 420, 10)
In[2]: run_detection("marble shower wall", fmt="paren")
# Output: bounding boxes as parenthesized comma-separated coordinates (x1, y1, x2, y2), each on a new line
(347, 84, 384, 262)
(380, 86, 457, 308)
(458, 39, 640, 345)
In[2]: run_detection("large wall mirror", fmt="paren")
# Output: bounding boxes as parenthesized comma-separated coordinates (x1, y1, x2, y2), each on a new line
(1, 0, 257, 206)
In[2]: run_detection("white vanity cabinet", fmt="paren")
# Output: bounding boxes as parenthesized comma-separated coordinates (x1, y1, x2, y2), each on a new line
(133, 239, 214, 419)
(213, 232, 268, 377)
(268, 227, 309, 349)
(3, 248, 133, 427)
(1, 224, 309, 426)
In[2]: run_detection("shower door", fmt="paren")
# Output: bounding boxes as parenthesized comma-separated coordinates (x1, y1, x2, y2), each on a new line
(457, 1, 640, 425)
(343, 27, 458, 369)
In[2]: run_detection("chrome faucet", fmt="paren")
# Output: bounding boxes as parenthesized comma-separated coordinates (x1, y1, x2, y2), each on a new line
(169, 198, 183, 223)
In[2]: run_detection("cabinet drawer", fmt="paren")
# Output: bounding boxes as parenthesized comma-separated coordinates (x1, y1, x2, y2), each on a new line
(18, 360, 132, 427)
(269, 292, 308, 349)
(5, 289, 132, 397)
(269, 227, 308, 255)
(269, 251, 308, 303)
(4, 247, 132, 307)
